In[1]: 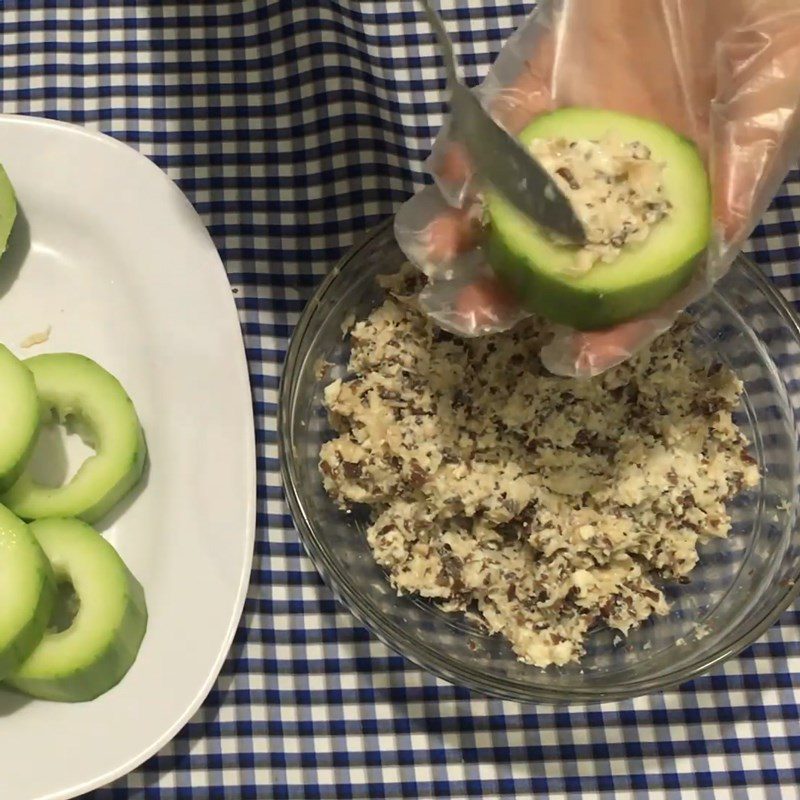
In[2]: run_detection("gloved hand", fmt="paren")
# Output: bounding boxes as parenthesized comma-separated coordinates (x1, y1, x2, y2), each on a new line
(395, 0, 800, 377)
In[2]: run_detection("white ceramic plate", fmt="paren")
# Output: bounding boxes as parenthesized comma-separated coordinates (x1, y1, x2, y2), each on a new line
(0, 115, 256, 799)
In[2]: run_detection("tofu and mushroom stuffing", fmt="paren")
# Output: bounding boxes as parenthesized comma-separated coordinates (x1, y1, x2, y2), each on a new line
(527, 133, 673, 274)
(318, 269, 759, 669)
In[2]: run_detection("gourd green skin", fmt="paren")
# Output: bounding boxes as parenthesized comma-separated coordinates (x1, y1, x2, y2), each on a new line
(0, 164, 17, 256)
(5, 518, 147, 702)
(1, 353, 147, 524)
(0, 504, 55, 681)
(486, 107, 712, 331)
(0, 171, 31, 489)
(0, 345, 41, 492)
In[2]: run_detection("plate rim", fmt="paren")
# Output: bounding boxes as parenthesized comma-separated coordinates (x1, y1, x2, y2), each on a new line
(0, 112, 257, 799)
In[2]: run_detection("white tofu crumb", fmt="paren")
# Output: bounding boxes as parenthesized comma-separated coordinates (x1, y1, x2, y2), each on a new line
(341, 312, 356, 337)
(694, 623, 710, 640)
(313, 358, 333, 381)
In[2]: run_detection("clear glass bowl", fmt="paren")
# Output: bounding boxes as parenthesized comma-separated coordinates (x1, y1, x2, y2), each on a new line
(279, 218, 800, 703)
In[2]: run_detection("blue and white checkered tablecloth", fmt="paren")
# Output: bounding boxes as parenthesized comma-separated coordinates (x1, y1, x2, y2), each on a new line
(3, 1, 800, 797)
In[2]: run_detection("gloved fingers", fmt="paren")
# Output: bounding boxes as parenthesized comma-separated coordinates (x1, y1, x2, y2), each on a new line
(540, 278, 707, 379)
(418, 273, 529, 337)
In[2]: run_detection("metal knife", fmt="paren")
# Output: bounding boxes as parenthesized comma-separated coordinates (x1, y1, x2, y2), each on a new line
(418, 0, 586, 244)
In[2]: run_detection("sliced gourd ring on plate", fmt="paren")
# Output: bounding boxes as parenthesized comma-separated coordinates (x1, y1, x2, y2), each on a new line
(5, 517, 148, 702)
(0, 503, 55, 681)
(0, 163, 17, 255)
(1, 353, 147, 523)
(0, 345, 41, 491)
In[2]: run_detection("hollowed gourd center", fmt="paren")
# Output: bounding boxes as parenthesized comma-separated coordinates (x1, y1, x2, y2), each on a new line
(49, 577, 81, 634)
(27, 410, 97, 489)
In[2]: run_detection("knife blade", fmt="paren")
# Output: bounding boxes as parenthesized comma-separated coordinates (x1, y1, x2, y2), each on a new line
(419, 0, 586, 244)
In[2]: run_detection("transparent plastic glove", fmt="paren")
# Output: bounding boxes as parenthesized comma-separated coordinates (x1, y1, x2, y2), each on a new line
(395, 0, 800, 377)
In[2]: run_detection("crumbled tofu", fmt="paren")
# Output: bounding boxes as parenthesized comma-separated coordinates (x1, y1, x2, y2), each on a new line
(319, 273, 759, 669)
(530, 134, 672, 273)
(341, 312, 356, 337)
(314, 358, 333, 381)
(694, 623, 710, 640)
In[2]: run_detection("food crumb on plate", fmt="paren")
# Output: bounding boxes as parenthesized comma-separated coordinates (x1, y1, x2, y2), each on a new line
(319, 269, 760, 669)
(20, 325, 51, 349)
